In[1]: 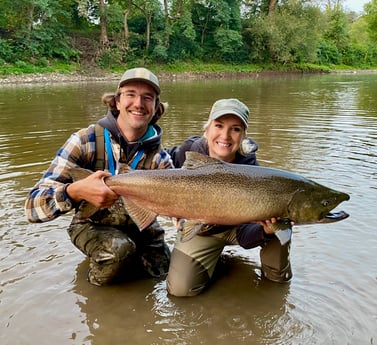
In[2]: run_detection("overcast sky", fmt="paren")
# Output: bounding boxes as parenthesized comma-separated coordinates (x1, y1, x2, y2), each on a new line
(343, 0, 369, 12)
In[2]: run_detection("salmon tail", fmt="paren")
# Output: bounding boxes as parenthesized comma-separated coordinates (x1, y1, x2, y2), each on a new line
(121, 196, 158, 230)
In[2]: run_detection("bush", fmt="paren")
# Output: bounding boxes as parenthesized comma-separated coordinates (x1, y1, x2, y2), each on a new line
(151, 45, 168, 63)
(317, 41, 341, 65)
(0, 38, 14, 62)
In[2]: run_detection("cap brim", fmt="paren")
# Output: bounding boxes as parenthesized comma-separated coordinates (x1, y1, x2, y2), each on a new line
(211, 110, 248, 127)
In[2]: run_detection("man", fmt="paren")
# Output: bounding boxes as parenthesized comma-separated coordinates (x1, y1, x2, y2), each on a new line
(166, 98, 292, 296)
(25, 67, 172, 286)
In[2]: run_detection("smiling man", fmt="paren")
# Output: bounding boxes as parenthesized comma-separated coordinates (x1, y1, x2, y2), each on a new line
(25, 67, 172, 286)
(166, 98, 293, 297)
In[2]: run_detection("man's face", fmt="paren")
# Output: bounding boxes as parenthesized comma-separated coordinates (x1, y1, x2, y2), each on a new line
(116, 81, 157, 136)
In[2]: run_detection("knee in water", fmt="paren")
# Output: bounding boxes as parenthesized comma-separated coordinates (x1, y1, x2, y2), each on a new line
(111, 237, 137, 261)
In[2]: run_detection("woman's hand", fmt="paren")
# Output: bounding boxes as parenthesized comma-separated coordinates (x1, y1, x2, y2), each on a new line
(257, 217, 294, 235)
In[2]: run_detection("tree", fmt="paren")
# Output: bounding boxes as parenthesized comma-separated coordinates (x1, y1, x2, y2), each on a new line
(99, 0, 109, 46)
(131, 0, 162, 51)
(365, 0, 377, 42)
(243, 1, 323, 64)
(123, 0, 132, 49)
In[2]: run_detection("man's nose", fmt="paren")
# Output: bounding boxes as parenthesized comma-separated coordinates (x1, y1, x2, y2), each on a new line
(133, 95, 143, 107)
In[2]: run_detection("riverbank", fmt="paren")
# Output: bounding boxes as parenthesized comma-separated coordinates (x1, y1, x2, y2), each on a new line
(1, 68, 375, 85)
(0, 70, 281, 84)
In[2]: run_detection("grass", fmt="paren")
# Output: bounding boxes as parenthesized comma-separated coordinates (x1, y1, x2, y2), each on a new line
(0, 61, 79, 76)
(0, 60, 375, 78)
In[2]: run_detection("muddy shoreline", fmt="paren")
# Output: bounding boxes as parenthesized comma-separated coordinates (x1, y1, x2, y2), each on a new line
(0, 70, 273, 85)
(1, 69, 374, 85)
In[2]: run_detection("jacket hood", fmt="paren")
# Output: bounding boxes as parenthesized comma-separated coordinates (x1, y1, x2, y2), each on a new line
(97, 110, 163, 162)
(168, 135, 259, 168)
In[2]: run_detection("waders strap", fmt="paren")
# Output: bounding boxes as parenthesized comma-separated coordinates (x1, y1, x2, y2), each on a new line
(104, 128, 115, 175)
(94, 124, 105, 171)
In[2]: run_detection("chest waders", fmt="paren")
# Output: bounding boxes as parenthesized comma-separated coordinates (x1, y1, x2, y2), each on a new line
(67, 124, 169, 286)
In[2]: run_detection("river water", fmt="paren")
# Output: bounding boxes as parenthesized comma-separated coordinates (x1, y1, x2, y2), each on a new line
(0, 72, 376, 345)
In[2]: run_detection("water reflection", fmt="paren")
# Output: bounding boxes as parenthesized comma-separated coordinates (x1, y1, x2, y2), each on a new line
(72, 253, 294, 345)
(1, 73, 377, 345)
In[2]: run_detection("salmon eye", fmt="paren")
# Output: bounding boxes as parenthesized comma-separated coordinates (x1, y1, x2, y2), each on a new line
(322, 200, 329, 207)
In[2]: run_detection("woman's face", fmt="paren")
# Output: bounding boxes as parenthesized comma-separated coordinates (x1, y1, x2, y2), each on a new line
(205, 114, 245, 162)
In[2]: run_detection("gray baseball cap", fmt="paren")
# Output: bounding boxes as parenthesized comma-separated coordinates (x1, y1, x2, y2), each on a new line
(209, 98, 249, 128)
(118, 67, 160, 95)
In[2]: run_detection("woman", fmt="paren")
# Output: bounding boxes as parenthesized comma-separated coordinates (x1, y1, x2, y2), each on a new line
(166, 98, 292, 297)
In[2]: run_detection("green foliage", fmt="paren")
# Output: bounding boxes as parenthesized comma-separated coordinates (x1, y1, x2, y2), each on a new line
(0, 39, 14, 62)
(1, 0, 377, 75)
(213, 28, 245, 62)
(365, 0, 377, 42)
(323, 8, 350, 50)
(243, 2, 322, 65)
(97, 48, 123, 69)
(151, 45, 169, 63)
(317, 40, 342, 64)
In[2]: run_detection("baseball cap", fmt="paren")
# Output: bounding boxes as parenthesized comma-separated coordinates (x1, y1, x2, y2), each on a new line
(118, 67, 160, 95)
(209, 98, 249, 128)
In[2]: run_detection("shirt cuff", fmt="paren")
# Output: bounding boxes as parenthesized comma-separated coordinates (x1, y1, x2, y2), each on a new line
(55, 184, 73, 211)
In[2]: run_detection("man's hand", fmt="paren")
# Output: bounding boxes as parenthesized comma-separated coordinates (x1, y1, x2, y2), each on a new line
(66, 171, 119, 208)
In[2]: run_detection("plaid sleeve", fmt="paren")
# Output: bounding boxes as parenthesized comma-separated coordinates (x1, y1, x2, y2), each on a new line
(25, 125, 96, 223)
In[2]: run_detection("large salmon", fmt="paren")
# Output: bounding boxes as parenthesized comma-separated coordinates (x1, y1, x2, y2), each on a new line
(70, 152, 350, 244)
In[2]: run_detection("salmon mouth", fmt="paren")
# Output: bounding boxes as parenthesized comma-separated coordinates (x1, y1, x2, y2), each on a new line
(318, 211, 349, 223)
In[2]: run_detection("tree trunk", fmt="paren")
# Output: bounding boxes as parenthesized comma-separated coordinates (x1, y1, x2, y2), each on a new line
(99, 0, 109, 47)
(25, 1, 34, 38)
(268, 0, 278, 15)
(124, 0, 132, 49)
(163, 0, 170, 47)
(146, 14, 151, 51)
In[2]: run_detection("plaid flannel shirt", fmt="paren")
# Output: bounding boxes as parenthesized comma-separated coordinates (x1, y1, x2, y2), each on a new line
(25, 124, 173, 223)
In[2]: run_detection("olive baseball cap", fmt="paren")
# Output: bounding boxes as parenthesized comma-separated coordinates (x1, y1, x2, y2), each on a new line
(118, 67, 160, 95)
(209, 98, 249, 128)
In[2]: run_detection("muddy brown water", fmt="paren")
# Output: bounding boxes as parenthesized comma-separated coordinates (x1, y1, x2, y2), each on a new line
(1, 73, 376, 345)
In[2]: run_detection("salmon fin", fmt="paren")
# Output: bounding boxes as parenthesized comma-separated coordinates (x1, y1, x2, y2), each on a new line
(69, 167, 94, 181)
(183, 152, 224, 170)
(68, 167, 100, 221)
(72, 201, 99, 222)
(121, 196, 157, 231)
(180, 220, 206, 242)
(271, 218, 292, 245)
